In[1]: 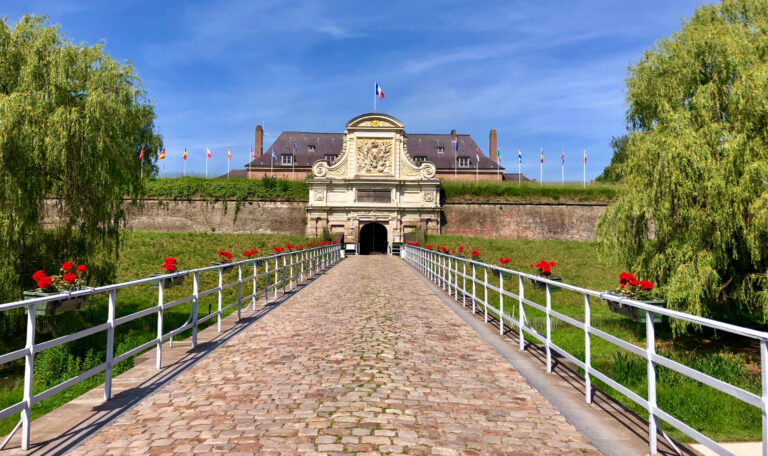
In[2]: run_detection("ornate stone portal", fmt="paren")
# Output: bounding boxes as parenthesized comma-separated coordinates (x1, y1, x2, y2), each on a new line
(306, 113, 441, 252)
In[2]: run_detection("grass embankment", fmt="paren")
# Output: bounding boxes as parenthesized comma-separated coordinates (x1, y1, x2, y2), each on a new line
(0, 231, 319, 437)
(143, 176, 308, 201)
(428, 235, 760, 443)
(441, 181, 618, 203)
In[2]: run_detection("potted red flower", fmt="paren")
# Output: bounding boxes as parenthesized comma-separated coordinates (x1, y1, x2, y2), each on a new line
(493, 257, 513, 279)
(23, 262, 90, 315)
(212, 250, 234, 273)
(243, 249, 262, 266)
(470, 250, 481, 261)
(150, 257, 185, 289)
(530, 260, 562, 291)
(605, 273, 665, 323)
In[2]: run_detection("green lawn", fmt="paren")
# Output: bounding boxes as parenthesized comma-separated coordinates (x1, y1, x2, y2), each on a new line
(0, 231, 321, 437)
(426, 235, 761, 443)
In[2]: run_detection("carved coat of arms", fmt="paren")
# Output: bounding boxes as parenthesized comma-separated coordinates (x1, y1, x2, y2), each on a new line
(356, 139, 392, 175)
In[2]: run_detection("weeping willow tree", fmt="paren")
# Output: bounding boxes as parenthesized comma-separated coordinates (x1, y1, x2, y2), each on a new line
(598, 0, 768, 329)
(0, 15, 162, 302)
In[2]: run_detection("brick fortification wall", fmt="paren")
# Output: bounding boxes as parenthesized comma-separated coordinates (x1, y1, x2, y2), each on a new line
(43, 199, 606, 240)
(442, 202, 607, 241)
(43, 199, 308, 236)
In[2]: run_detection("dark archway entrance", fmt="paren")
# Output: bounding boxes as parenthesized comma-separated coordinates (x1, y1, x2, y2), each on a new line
(359, 223, 388, 255)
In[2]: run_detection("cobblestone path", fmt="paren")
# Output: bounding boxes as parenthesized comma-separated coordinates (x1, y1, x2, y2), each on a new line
(72, 256, 598, 456)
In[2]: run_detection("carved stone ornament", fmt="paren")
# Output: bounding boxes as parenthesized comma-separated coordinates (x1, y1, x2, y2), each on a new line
(312, 161, 328, 177)
(313, 190, 325, 201)
(421, 163, 437, 179)
(423, 192, 435, 202)
(356, 139, 392, 175)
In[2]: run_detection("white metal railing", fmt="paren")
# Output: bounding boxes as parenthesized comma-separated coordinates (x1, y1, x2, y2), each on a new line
(402, 244, 768, 456)
(0, 244, 342, 451)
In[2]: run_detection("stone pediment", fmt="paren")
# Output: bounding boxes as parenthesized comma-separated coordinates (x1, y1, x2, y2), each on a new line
(346, 113, 404, 130)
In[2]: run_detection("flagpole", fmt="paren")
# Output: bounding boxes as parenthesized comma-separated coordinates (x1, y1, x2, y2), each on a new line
(270, 149, 273, 178)
(540, 148, 543, 187)
(497, 148, 500, 181)
(227, 149, 230, 180)
(583, 149, 587, 188)
(205, 151, 208, 179)
(184, 155, 187, 177)
(163, 156, 166, 178)
(373, 81, 376, 113)
(518, 148, 521, 186)
(561, 148, 564, 185)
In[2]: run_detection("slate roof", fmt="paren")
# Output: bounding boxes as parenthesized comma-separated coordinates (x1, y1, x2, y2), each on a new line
(246, 132, 504, 171)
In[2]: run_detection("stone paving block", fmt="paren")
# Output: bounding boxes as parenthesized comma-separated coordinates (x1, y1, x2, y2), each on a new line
(67, 256, 598, 455)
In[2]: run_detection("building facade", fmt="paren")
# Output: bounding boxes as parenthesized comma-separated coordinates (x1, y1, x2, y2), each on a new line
(245, 118, 505, 181)
(304, 113, 441, 253)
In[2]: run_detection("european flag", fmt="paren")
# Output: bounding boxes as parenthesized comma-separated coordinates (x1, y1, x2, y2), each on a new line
(271, 149, 277, 160)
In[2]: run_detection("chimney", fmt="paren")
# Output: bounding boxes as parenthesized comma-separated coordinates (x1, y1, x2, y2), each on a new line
(255, 125, 264, 157)
(489, 129, 497, 163)
(451, 129, 457, 142)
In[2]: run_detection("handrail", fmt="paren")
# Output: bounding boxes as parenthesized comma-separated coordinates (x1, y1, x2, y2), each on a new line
(0, 244, 343, 451)
(402, 244, 768, 456)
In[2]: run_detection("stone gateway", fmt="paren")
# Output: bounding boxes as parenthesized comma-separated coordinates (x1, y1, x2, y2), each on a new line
(306, 113, 441, 253)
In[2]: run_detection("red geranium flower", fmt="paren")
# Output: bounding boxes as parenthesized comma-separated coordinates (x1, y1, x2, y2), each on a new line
(161, 262, 176, 272)
(77, 264, 87, 273)
(61, 262, 74, 271)
(32, 270, 46, 280)
(639, 280, 654, 290)
(471, 250, 480, 257)
(63, 272, 77, 284)
(163, 258, 177, 264)
(37, 276, 52, 289)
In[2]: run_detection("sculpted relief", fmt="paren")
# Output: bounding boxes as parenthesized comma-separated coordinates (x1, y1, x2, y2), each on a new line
(356, 139, 392, 175)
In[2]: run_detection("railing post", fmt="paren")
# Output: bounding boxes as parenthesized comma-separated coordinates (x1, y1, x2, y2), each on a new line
(646, 310, 658, 455)
(761, 339, 767, 456)
(499, 273, 505, 334)
(584, 294, 592, 404)
(545, 283, 552, 373)
(462, 260, 466, 307)
(447, 256, 452, 296)
(289, 251, 294, 290)
(252, 260, 257, 311)
(237, 263, 242, 321)
(274, 257, 278, 299)
(217, 268, 223, 332)
(105, 289, 116, 399)
(483, 266, 488, 323)
(471, 263, 476, 314)
(192, 271, 199, 348)
(264, 258, 270, 305)
(518, 275, 525, 351)
(282, 257, 287, 296)
(21, 303, 35, 450)
(454, 257, 459, 301)
(155, 281, 164, 370)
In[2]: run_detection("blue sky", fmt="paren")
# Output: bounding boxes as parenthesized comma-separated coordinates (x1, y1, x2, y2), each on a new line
(4, 0, 707, 180)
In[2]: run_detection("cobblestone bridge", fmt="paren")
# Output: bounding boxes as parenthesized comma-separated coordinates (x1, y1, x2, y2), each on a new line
(69, 256, 598, 455)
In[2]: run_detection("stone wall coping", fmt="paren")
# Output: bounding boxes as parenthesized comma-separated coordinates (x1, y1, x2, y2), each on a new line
(442, 201, 609, 207)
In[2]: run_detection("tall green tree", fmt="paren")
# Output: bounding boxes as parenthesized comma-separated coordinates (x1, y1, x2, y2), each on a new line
(598, 0, 768, 329)
(595, 135, 629, 183)
(0, 15, 161, 302)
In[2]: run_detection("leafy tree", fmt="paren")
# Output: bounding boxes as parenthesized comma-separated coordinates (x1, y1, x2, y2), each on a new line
(595, 135, 629, 183)
(0, 15, 162, 302)
(598, 0, 768, 330)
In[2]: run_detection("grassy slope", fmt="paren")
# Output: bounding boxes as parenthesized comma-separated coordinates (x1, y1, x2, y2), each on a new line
(0, 231, 320, 436)
(441, 181, 618, 203)
(428, 235, 760, 443)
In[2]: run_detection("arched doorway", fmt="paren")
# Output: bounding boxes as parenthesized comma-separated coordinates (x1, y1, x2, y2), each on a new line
(359, 223, 388, 255)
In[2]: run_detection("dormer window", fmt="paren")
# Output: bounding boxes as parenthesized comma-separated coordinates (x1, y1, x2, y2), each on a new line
(414, 156, 427, 163)
(308, 145, 316, 152)
(324, 154, 338, 163)
(458, 157, 471, 168)
(281, 154, 293, 165)
(436, 146, 445, 153)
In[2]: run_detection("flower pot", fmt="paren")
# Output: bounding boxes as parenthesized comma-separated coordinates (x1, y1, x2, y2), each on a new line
(211, 262, 234, 274)
(531, 276, 562, 292)
(491, 268, 514, 280)
(149, 273, 186, 289)
(23, 288, 90, 316)
(604, 291, 665, 323)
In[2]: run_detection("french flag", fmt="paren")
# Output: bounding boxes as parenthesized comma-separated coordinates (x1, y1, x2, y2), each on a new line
(375, 83, 384, 99)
